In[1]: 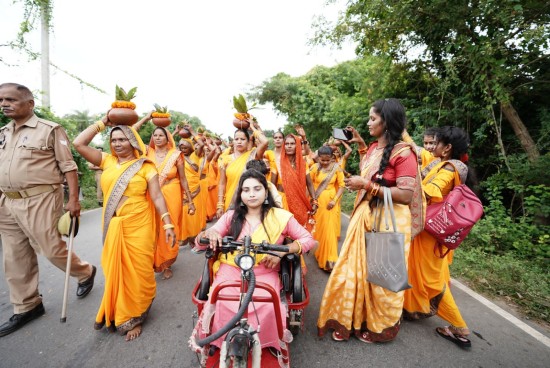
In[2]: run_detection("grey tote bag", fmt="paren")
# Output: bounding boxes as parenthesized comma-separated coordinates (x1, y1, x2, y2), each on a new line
(365, 186, 411, 293)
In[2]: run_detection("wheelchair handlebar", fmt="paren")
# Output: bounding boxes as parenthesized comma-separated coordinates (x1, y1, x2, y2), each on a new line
(198, 236, 290, 254)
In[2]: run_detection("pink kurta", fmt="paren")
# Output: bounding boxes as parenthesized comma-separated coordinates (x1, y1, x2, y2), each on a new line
(194, 209, 314, 351)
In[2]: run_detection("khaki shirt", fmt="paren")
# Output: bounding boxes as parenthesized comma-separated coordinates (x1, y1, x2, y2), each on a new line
(0, 114, 78, 191)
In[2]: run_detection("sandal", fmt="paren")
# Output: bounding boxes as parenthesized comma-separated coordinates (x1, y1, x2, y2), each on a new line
(93, 320, 105, 331)
(331, 330, 345, 342)
(356, 331, 373, 344)
(436, 326, 472, 348)
(162, 268, 173, 280)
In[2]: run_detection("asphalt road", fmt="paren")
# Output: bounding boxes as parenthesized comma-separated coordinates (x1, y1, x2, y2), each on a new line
(0, 208, 549, 367)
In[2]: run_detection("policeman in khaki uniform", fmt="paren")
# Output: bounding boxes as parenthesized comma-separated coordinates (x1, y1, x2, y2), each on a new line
(0, 83, 96, 337)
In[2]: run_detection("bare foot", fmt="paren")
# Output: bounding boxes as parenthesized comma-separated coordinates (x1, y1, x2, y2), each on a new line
(125, 325, 142, 341)
(162, 268, 173, 280)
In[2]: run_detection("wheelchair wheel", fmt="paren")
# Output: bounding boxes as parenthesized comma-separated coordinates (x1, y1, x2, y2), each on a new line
(292, 259, 303, 303)
(197, 260, 210, 301)
(289, 323, 300, 336)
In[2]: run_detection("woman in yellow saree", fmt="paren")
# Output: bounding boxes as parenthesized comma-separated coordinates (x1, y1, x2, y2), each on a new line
(332, 140, 352, 239)
(306, 146, 345, 272)
(404, 126, 475, 348)
(317, 98, 422, 343)
(178, 138, 203, 245)
(216, 126, 268, 217)
(147, 126, 194, 280)
(73, 119, 176, 341)
(205, 141, 222, 222)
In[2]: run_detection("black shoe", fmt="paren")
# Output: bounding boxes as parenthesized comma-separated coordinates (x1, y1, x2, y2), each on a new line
(0, 302, 45, 337)
(77, 265, 96, 299)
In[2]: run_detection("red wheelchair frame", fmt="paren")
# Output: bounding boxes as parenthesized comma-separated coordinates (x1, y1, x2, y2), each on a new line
(191, 248, 310, 367)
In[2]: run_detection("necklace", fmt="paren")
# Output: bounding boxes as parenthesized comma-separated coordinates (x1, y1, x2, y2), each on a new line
(117, 158, 132, 167)
(289, 157, 296, 169)
(156, 149, 167, 157)
(320, 163, 334, 173)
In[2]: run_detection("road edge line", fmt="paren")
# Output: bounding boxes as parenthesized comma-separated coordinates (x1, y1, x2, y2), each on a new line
(342, 212, 550, 348)
(451, 280, 550, 348)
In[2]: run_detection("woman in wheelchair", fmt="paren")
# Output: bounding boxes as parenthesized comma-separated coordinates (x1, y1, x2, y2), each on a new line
(190, 169, 315, 358)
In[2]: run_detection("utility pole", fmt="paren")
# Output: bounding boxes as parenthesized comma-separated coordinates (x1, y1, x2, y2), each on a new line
(40, 1, 50, 109)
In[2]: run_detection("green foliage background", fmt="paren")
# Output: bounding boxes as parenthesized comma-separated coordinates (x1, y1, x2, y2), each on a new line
(251, 0, 550, 321)
(2, 0, 548, 322)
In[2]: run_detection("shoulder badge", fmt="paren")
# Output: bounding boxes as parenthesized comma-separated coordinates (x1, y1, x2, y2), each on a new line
(38, 119, 59, 128)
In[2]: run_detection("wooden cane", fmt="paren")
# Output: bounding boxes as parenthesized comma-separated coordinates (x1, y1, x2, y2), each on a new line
(60, 216, 75, 323)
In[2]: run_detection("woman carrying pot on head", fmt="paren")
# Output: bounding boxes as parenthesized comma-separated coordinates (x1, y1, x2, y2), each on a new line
(134, 117, 195, 280)
(403, 126, 477, 348)
(216, 122, 268, 218)
(317, 98, 423, 343)
(73, 117, 177, 341)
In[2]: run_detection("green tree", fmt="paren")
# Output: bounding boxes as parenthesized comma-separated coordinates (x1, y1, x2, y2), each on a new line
(62, 110, 96, 137)
(311, 0, 549, 162)
(252, 57, 397, 147)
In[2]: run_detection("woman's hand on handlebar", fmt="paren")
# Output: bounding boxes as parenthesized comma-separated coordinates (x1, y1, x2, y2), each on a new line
(260, 254, 282, 269)
(200, 230, 222, 250)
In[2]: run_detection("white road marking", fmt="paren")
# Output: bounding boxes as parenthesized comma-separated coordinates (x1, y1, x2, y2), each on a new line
(342, 211, 550, 348)
(451, 279, 550, 349)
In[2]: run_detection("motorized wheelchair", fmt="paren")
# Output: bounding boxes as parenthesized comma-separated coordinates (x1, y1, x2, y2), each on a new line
(190, 236, 310, 368)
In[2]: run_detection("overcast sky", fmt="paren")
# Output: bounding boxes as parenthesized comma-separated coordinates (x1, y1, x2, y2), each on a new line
(1, 0, 356, 138)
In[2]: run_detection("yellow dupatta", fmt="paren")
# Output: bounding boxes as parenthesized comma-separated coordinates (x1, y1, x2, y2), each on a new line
(214, 208, 292, 274)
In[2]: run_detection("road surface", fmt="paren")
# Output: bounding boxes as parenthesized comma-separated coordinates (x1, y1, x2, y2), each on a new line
(0, 208, 548, 367)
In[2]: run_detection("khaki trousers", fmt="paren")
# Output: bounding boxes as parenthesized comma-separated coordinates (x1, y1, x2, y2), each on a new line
(0, 187, 92, 313)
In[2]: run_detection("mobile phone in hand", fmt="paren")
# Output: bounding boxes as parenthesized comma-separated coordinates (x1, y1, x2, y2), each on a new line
(333, 128, 353, 141)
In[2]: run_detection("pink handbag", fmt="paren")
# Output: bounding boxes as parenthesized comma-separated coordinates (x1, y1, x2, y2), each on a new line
(425, 184, 483, 257)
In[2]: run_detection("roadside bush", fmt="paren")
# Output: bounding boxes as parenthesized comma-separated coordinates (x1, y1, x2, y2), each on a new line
(463, 154, 550, 265)
(451, 247, 550, 323)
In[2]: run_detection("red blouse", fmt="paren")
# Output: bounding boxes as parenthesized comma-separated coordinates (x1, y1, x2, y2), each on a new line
(366, 142, 417, 190)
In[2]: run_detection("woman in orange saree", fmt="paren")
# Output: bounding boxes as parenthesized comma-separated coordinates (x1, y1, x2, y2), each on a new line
(404, 126, 475, 348)
(73, 120, 176, 341)
(317, 98, 422, 343)
(306, 146, 345, 271)
(279, 134, 313, 228)
(147, 127, 194, 280)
